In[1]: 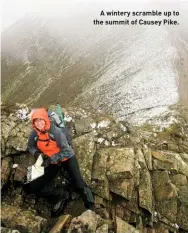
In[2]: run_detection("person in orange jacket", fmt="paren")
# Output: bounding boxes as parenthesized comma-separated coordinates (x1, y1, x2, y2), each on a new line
(27, 108, 94, 215)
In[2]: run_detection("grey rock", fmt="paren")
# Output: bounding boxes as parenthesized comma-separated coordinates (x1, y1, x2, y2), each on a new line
(116, 216, 139, 233)
(1, 157, 12, 188)
(67, 210, 99, 233)
(74, 118, 95, 136)
(153, 171, 178, 201)
(1, 227, 21, 233)
(73, 132, 96, 185)
(1, 204, 47, 233)
(96, 224, 108, 233)
(142, 147, 152, 170)
(139, 169, 153, 213)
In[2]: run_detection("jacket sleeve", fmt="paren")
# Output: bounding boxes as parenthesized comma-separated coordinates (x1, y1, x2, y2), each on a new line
(50, 125, 74, 163)
(28, 130, 40, 155)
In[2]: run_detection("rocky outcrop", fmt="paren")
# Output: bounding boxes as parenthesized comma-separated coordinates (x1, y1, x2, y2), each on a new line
(1, 203, 47, 233)
(1, 105, 188, 232)
(1, 106, 31, 156)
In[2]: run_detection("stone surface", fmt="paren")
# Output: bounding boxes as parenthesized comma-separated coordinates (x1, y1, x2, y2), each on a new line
(157, 198, 178, 222)
(180, 153, 188, 164)
(96, 224, 108, 233)
(1, 106, 188, 233)
(177, 204, 188, 231)
(142, 147, 152, 170)
(107, 147, 135, 179)
(13, 166, 27, 182)
(92, 149, 111, 200)
(110, 177, 135, 201)
(170, 174, 188, 187)
(1, 157, 12, 187)
(152, 151, 176, 171)
(163, 151, 188, 177)
(153, 171, 177, 201)
(136, 148, 147, 169)
(177, 186, 188, 206)
(74, 118, 95, 135)
(106, 147, 135, 200)
(12, 154, 35, 182)
(1, 227, 21, 233)
(73, 132, 96, 185)
(116, 216, 139, 233)
(139, 169, 153, 213)
(67, 210, 99, 233)
(1, 204, 47, 233)
(1, 114, 31, 155)
(49, 215, 72, 233)
(121, 189, 140, 215)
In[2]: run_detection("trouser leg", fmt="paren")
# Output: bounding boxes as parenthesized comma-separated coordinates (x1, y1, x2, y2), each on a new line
(62, 156, 86, 189)
(62, 156, 94, 209)
(25, 164, 60, 200)
(24, 164, 70, 216)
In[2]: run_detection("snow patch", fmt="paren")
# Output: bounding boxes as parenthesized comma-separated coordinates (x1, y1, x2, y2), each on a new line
(90, 122, 97, 129)
(104, 140, 110, 146)
(98, 138, 104, 144)
(97, 120, 110, 128)
(64, 115, 73, 122)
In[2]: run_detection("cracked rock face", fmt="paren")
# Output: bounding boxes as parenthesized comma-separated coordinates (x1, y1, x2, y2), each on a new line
(1, 105, 188, 233)
(1, 203, 47, 233)
(1, 113, 31, 156)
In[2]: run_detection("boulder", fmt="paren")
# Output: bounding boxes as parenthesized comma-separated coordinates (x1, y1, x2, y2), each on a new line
(106, 147, 135, 200)
(92, 147, 141, 201)
(1, 115, 31, 155)
(74, 118, 95, 135)
(96, 224, 108, 233)
(49, 215, 72, 233)
(67, 210, 99, 233)
(163, 151, 188, 177)
(152, 151, 176, 171)
(1, 227, 21, 233)
(116, 216, 139, 233)
(1, 203, 47, 233)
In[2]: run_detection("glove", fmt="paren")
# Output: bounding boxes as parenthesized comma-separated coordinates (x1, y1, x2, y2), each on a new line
(50, 153, 64, 164)
(41, 157, 51, 168)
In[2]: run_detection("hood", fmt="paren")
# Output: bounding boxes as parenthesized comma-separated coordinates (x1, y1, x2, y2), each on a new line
(31, 108, 50, 132)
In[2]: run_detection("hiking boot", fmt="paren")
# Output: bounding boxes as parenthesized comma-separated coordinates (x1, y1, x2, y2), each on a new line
(80, 186, 94, 210)
(85, 202, 94, 210)
(51, 190, 70, 217)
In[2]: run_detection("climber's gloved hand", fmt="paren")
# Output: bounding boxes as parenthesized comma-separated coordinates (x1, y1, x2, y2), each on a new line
(41, 157, 51, 168)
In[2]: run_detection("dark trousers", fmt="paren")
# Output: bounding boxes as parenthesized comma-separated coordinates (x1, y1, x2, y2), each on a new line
(61, 155, 86, 189)
(25, 156, 94, 208)
(26, 156, 86, 199)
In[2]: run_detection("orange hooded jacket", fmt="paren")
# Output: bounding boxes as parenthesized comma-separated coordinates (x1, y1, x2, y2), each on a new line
(31, 108, 68, 161)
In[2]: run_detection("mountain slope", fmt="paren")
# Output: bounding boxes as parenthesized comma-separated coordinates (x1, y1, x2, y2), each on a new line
(2, 9, 188, 124)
